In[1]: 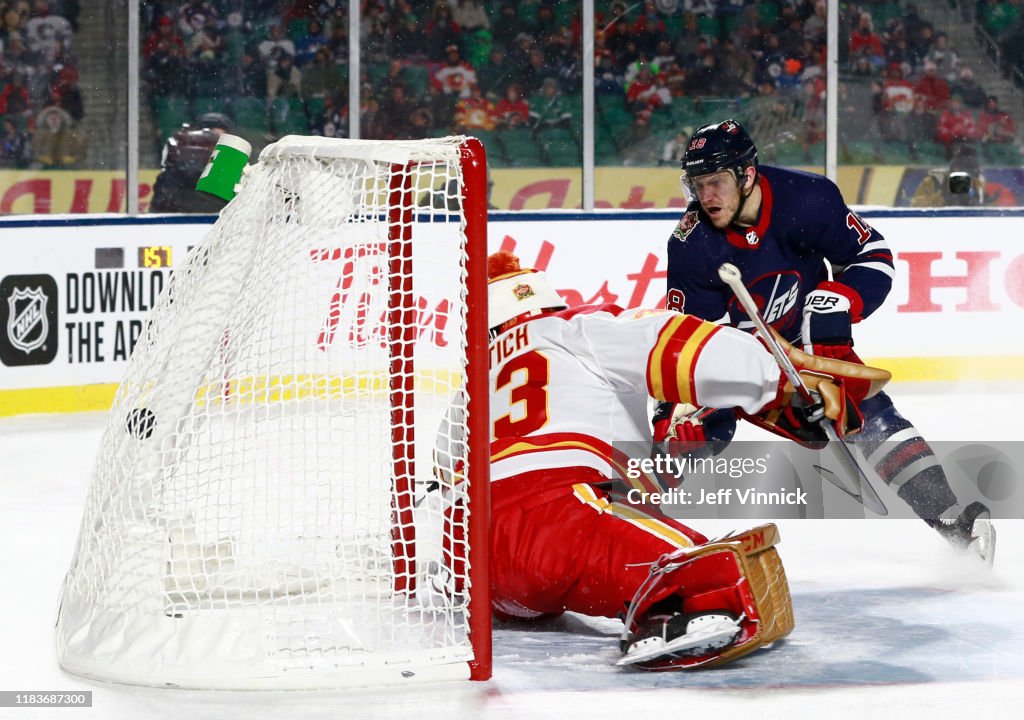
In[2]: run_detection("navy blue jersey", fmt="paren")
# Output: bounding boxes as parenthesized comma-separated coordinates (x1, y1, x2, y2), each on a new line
(666, 165, 895, 343)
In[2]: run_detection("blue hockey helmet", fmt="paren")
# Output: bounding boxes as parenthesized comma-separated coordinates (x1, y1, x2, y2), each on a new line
(680, 119, 758, 182)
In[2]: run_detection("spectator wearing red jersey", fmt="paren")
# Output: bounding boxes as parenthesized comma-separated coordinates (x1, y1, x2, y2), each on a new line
(143, 16, 185, 59)
(454, 83, 497, 132)
(626, 64, 670, 120)
(977, 94, 1016, 145)
(431, 44, 477, 99)
(877, 63, 915, 141)
(494, 82, 530, 128)
(936, 94, 978, 155)
(849, 12, 885, 68)
(0, 72, 31, 118)
(914, 60, 951, 112)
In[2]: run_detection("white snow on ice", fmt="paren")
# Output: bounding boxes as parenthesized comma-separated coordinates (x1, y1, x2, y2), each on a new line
(1, 387, 1022, 719)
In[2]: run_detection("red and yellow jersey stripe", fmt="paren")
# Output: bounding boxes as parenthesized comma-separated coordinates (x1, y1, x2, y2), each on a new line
(646, 314, 721, 404)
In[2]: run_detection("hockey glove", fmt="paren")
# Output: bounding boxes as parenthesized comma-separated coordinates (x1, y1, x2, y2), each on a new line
(801, 284, 857, 360)
(652, 402, 737, 455)
(742, 332, 891, 445)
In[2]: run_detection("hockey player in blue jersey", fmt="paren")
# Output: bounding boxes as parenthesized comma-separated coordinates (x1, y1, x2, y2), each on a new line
(657, 118, 995, 563)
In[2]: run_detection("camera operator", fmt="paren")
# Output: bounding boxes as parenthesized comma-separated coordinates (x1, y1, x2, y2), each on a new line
(909, 144, 987, 207)
(149, 112, 235, 213)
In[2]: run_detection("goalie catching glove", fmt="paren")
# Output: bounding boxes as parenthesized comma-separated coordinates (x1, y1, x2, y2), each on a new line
(742, 329, 891, 445)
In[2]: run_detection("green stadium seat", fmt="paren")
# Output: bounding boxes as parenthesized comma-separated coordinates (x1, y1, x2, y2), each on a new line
(554, 3, 576, 26)
(696, 15, 719, 37)
(497, 128, 544, 168)
(232, 96, 270, 134)
(844, 140, 882, 164)
(269, 96, 308, 136)
(982, 142, 1022, 166)
(647, 109, 675, 135)
(758, 1, 781, 25)
(539, 127, 581, 167)
(595, 134, 622, 165)
(870, 3, 902, 28)
(304, 95, 326, 120)
(288, 17, 310, 41)
(154, 95, 190, 140)
(880, 141, 912, 165)
(192, 96, 228, 116)
(468, 129, 509, 167)
(364, 63, 391, 87)
(400, 65, 430, 98)
(908, 140, 947, 165)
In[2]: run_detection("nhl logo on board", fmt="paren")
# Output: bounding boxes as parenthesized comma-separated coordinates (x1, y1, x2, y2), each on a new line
(513, 283, 535, 301)
(7, 286, 49, 354)
(745, 229, 760, 246)
(0, 274, 58, 367)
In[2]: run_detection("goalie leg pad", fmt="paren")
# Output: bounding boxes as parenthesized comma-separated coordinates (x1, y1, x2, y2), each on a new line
(620, 524, 795, 670)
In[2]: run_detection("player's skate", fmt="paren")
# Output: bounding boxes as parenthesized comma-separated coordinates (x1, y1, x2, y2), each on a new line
(928, 501, 996, 566)
(618, 612, 741, 667)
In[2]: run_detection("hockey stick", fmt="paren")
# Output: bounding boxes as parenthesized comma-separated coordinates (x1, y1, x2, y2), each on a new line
(717, 263, 888, 515)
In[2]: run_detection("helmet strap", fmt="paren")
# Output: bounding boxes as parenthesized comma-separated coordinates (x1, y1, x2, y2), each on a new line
(728, 165, 758, 227)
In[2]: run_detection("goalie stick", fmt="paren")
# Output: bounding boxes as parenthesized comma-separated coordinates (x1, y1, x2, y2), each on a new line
(717, 263, 888, 516)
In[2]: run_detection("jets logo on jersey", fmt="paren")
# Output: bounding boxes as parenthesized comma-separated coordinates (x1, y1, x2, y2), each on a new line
(729, 271, 801, 332)
(672, 211, 700, 242)
(513, 283, 535, 300)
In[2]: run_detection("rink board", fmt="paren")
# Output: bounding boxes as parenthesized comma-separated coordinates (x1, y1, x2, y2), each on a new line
(2, 210, 1024, 415)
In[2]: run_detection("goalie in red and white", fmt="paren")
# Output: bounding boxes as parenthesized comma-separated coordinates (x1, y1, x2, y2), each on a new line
(437, 251, 890, 670)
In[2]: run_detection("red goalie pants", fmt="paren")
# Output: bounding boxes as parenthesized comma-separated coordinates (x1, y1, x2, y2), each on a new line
(487, 467, 709, 620)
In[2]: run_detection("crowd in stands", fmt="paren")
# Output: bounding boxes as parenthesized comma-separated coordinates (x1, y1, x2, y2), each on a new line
(0, 0, 85, 169)
(139, 0, 1021, 169)
(980, 0, 1024, 85)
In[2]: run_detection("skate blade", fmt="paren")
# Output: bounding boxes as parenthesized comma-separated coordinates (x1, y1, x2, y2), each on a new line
(969, 518, 997, 567)
(617, 620, 740, 666)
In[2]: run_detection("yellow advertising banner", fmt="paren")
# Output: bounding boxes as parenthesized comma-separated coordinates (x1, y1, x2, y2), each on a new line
(0, 166, 973, 213)
(0, 170, 161, 214)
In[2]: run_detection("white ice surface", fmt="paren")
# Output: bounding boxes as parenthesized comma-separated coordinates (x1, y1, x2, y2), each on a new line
(2, 387, 1023, 719)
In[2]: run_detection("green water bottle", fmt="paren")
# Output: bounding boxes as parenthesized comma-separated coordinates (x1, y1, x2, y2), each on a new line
(195, 134, 252, 203)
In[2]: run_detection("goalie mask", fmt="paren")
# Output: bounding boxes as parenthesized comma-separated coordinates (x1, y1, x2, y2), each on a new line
(487, 251, 567, 334)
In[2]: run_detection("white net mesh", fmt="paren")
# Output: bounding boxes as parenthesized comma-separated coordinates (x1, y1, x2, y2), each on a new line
(56, 136, 479, 688)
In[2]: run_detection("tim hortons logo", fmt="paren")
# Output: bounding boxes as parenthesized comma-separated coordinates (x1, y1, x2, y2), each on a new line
(897, 250, 1024, 312)
(7, 286, 48, 353)
(496, 236, 669, 309)
(310, 243, 452, 350)
(513, 283, 535, 301)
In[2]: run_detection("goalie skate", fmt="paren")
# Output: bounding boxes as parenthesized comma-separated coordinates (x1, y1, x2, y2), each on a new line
(617, 612, 742, 667)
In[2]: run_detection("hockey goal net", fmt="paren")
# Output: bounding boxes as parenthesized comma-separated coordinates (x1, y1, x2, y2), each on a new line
(56, 136, 491, 689)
